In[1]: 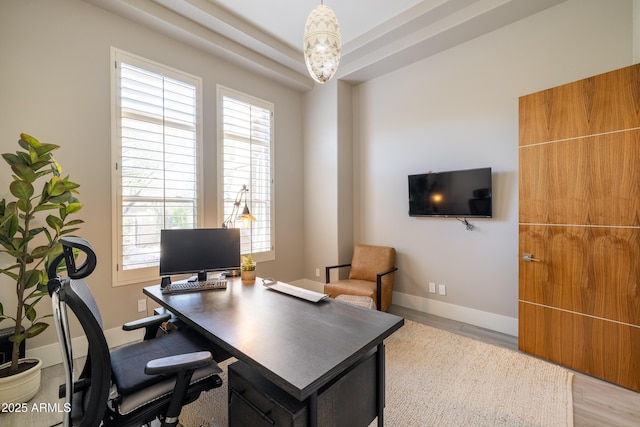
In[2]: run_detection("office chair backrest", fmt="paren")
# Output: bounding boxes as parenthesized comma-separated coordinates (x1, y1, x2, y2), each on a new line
(49, 237, 110, 427)
(60, 278, 111, 426)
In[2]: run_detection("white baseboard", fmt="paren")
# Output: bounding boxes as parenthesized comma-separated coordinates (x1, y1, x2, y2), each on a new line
(392, 291, 518, 337)
(27, 327, 144, 369)
(292, 279, 517, 336)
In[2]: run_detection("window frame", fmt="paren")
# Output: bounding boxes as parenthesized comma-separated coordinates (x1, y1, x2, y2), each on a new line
(217, 85, 275, 263)
(111, 48, 204, 286)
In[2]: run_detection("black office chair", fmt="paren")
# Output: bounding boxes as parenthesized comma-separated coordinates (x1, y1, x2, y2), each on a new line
(48, 237, 223, 427)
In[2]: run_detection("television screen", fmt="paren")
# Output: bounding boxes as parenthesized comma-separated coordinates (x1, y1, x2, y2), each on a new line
(408, 167, 492, 218)
(159, 228, 241, 278)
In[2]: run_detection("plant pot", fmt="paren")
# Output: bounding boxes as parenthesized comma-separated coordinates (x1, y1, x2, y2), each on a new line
(241, 270, 256, 284)
(0, 357, 43, 404)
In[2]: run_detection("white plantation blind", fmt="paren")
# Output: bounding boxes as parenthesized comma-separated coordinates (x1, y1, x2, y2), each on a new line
(219, 87, 274, 258)
(113, 49, 202, 285)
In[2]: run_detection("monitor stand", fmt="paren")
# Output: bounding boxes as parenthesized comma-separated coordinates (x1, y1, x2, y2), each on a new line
(197, 271, 207, 282)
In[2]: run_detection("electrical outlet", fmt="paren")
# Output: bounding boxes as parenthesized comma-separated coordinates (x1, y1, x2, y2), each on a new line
(428, 282, 436, 293)
(137, 299, 146, 313)
(438, 284, 446, 296)
(315, 268, 320, 277)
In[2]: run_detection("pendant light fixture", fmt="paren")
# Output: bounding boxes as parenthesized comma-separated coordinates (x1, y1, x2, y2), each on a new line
(303, 1, 341, 84)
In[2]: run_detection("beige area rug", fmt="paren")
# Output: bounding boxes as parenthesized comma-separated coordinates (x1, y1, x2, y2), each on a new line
(179, 320, 574, 426)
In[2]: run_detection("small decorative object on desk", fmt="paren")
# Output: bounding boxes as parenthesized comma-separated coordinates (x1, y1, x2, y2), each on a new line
(241, 254, 256, 284)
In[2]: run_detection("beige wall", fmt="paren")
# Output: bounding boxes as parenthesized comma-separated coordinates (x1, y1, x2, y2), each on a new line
(0, 0, 305, 351)
(351, 0, 632, 326)
(302, 81, 339, 279)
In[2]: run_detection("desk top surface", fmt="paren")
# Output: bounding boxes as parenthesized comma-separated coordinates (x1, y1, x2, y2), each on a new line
(144, 277, 404, 399)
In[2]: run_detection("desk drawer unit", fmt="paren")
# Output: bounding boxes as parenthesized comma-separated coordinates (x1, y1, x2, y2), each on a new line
(228, 351, 377, 427)
(229, 360, 307, 426)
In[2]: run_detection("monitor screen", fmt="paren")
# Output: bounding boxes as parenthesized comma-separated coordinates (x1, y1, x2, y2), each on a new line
(159, 228, 241, 277)
(408, 167, 492, 218)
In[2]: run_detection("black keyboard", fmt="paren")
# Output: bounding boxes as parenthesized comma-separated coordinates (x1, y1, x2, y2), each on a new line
(161, 279, 227, 294)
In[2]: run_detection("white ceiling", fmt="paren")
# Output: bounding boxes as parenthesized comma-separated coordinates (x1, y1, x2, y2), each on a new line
(212, 0, 425, 50)
(86, 0, 566, 91)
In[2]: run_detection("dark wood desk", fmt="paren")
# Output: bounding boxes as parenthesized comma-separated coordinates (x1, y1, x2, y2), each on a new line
(144, 277, 403, 426)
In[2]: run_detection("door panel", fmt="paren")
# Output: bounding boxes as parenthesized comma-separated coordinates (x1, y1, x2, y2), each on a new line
(519, 224, 640, 325)
(518, 302, 640, 391)
(519, 63, 640, 391)
(519, 65, 640, 146)
(519, 130, 640, 226)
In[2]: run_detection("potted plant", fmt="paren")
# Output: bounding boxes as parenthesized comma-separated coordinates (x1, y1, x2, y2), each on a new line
(241, 254, 256, 284)
(0, 133, 83, 403)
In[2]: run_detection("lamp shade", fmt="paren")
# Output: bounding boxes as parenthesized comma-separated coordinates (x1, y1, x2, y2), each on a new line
(303, 4, 341, 84)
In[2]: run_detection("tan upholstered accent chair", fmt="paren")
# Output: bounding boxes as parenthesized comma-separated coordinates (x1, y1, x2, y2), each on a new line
(324, 245, 397, 312)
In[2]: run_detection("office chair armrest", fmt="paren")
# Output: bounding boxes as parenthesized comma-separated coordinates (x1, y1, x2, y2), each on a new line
(145, 351, 214, 376)
(123, 313, 171, 331)
(325, 263, 352, 283)
(58, 378, 90, 399)
(123, 313, 172, 340)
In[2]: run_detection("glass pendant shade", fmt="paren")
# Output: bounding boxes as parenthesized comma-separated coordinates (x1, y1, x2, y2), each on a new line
(303, 4, 341, 84)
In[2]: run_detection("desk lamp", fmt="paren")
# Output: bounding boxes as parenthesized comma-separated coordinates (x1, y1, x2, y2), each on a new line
(222, 184, 256, 229)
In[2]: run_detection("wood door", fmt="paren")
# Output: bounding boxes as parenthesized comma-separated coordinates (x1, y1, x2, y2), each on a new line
(518, 64, 640, 391)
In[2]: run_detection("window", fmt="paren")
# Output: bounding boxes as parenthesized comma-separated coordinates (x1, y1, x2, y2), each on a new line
(111, 48, 202, 286)
(218, 86, 274, 260)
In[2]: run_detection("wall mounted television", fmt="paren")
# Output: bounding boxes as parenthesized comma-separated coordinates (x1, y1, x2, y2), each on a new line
(408, 167, 492, 218)
(159, 228, 241, 281)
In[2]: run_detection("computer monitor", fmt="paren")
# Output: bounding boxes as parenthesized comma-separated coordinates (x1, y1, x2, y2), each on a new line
(159, 228, 241, 281)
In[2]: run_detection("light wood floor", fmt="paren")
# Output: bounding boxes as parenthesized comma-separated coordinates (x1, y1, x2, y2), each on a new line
(389, 305, 640, 427)
(1, 305, 638, 426)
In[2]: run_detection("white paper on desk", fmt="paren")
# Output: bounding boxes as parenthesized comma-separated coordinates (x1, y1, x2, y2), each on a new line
(263, 280, 329, 303)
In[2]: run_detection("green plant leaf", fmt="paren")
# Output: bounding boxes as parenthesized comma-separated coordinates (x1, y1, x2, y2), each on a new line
(47, 176, 67, 197)
(9, 332, 26, 344)
(31, 245, 52, 259)
(0, 271, 18, 281)
(24, 322, 48, 339)
(30, 160, 52, 172)
(46, 215, 63, 232)
(3, 249, 22, 259)
(60, 228, 81, 236)
(64, 180, 80, 191)
(16, 197, 32, 213)
(20, 133, 41, 148)
(49, 192, 71, 204)
(0, 315, 16, 323)
(25, 304, 36, 321)
(2, 152, 20, 166)
(65, 202, 83, 215)
(26, 290, 47, 302)
(51, 158, 62, 175)
(33, 143, 59, 158)
(36, 282, 49, 293)
(33, 203, 62, 213)
(9, 180, 34, 200)
(16, 151, 31, 165)
(6, 215, 18, 238)
(24, 269, 41, 289)
(11, 163, 37, 183)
